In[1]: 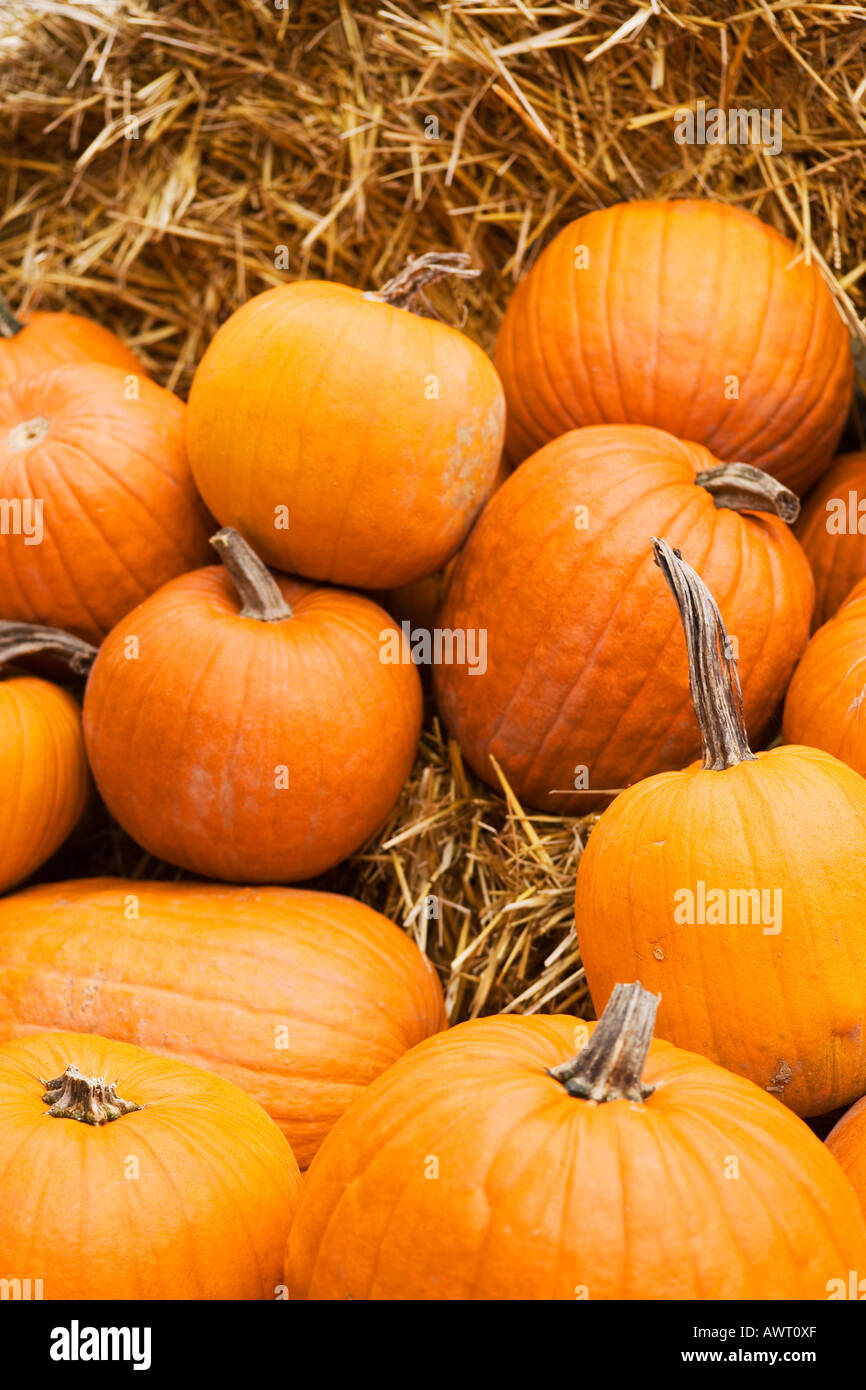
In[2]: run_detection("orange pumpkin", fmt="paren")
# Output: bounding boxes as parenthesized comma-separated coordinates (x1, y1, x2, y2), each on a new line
(434, 425, 813, 811)
(78, 527, 422, 881)
(0, 1030, 300, 1299)
(783, 575, 866, 775)
(577, 540, 866, 1117)
(287, 983, 866, 1300)
(795, 452, 866, 629)
(187, 255, 505, 589)
(0, 292, 142, 390)
(0, 877, 446, 1166)
(0, 363, 212, 643)
(496, 200, 852, 494)
(827, 1096, 866, 1225)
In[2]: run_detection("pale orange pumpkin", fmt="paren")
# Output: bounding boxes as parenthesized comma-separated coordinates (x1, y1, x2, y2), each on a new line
(0, 292, 143, 391)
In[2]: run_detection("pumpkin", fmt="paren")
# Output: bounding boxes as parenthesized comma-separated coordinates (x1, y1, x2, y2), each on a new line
(495, 199, 852, 494)
(782, 575, 866, 775)
(0, 877, 446, 1166)
(286, 982, 866, 1300)
(0, 363, 212, 643)
(434, 424, 813, 811)
(576, 539, 866, 1117)
(65, 527, 422, 882)
(186, 253, 506, 589)
(0, 1029, 300, 1300)
(795, 451, 866, 629)
(827, 1096, 866, 1225)
(0, 292, 142, 391)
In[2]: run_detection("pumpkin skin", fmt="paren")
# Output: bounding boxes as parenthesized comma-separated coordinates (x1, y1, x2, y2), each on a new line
(434, 424, 814, 811)
(826, 1095, 866, 1222)
(286, 1012, 866, 1300)
(186, 280, 506, 589)
(81, 542, 423, 882)
(782, 576, 866, 775)
(0, 877, 446, 1167)
(496, 199, 852, 494)
(0, 677, 89, 893)
(0, 1029, 301, 1300)
(795, 452, 866, 629)
(0, 302, 143, 391)
(0, 363, 212, 643)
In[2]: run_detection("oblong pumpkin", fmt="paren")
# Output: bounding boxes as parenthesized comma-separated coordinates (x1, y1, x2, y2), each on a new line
(0, 363, 212, 642)
(0, 877, 446, 1167)
(496, 199, 852, 494)
(782, 575, 866, 775)
(0, 294, 143, 390)
(577, 541, 866, 1117)
(795, 451, 866, 629)
(827, 1096, 866, 1223)
(434, 425, 813, 811)
(0, 1029, 300, 1300)
(287, 984, 866, 1300)
(187, 261, 505, 589)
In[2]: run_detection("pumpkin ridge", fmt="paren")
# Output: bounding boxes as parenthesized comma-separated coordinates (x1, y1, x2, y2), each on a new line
(602, 203, 630, 423)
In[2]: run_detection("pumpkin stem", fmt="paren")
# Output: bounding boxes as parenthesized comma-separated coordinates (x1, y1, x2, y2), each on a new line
(363, 252, 480, 318)
(0, 620, 98, 676)
(42, 1064, 142, 1126)
(652, 537, 757, 770)
(549, 982, 657, 1102)
(695, 463, 799, 524)
(0, 292, 23, 338)
(210, 527, 293, 621)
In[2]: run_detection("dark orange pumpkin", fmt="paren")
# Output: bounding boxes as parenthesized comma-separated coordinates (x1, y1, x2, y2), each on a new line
(434, 424, 813, 811)
(783, 575, 866, 775)
(796, 452, 866, 629)
(0, 293, 143, 390)
(827, 1096, 866, 1225)
(496, 199, 852, 494)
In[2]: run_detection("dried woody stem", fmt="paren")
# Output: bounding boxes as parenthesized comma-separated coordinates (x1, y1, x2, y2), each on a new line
(363, 252, 480, 318)
(0, 621, 97, 675)
(549, 981, 658, 1102)
(696, 463, 800, 524)
(210, 527, 292, 621)
(42, 1064, 142, 1126)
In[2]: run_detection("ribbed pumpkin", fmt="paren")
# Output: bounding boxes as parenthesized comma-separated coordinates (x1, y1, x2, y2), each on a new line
(287, 983, 866, 1300)
(783, 576, 866, 775)
(0, 1030, 300, 1300)
(434, 425, 813, 811)
(795, 452, 866, 629)
(0, 877, 446, 1166)
(0, 363, 212, 642)
(0, 293, 142, 390)
(74, 527, 422, 881)
(577, 540, 866, 1117)
(496, 199, 852, 494)
(187, 254, 505, 589)
(827, 1097, 866, 1225)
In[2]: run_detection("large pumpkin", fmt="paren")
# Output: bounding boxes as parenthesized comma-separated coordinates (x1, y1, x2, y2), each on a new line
(187, 254, 505, 589)
(0, 1030, 300, 1299)
(495, 199, 852, 494)
(827, 1096, 866, 1226)
(0, 292, 142, 390)
(577, 540, 866, 1117)
(795, 452, 866, 629)
(76, 527, 422, 881)
(0, 877, 446, 1166)
(287, 983, 866, 1300)
(434, 425, 813, 811)
(0, 363, 212, 642)
(783, 576, 866, 775)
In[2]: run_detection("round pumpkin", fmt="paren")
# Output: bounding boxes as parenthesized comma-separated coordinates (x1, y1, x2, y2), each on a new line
(0, 1029, 300, 1299)
(827, 1096, 866, 1224)
(187, 255, 505, 589)
(795, 451, 866, 629)
(577, 540, 866, 1117)
(495, 199, 852, 494)
(0, 877, 446, 1166)
(0, 293, 143, 390)
(77, 527, 422, 881)
(0, 363, 212, 643)
(287, 983, 866, 1300)
(783, 575, 866, 775)
(434, 425, 813, 811)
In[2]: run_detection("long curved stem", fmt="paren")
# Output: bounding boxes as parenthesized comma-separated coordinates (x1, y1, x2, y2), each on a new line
(363, 252, 479, 318)
(210, 527, 293, 621)
(696, 462, 799, 524)
(549, 982, 657, 1102)
(0, 621, 97, 676)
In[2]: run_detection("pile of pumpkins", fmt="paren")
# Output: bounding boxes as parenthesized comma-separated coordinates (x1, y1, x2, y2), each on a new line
(3, 198, 866, 1300)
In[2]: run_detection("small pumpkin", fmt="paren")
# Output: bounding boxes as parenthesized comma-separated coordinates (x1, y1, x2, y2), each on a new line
(287, 983, 866, 1300)
(0, 1029, 300, 1299)
(0, 877, 446, 1166)
(0, 363, 212, 642)
(576, 539, 866, 1117)
(795, 451, 866, 629)
(782, 576, 866, 775)
(826, 1096, 866, 1224)
(495, 199, 852, 494)
(0, 292, 143, 391)
(434, 425, 813, 811)
(187, 254, 505, 589)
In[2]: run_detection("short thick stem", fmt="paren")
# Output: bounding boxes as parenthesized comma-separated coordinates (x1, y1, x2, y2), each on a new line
(0, 621, 97, 676)
(696, 463, 799, 524)
(549, 982, 657, 1102)
(210, 527, 292, 621)
(0, 293, 23, 339)
(363, 251, 479, 317)
(42, 1065, 142, 1126)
